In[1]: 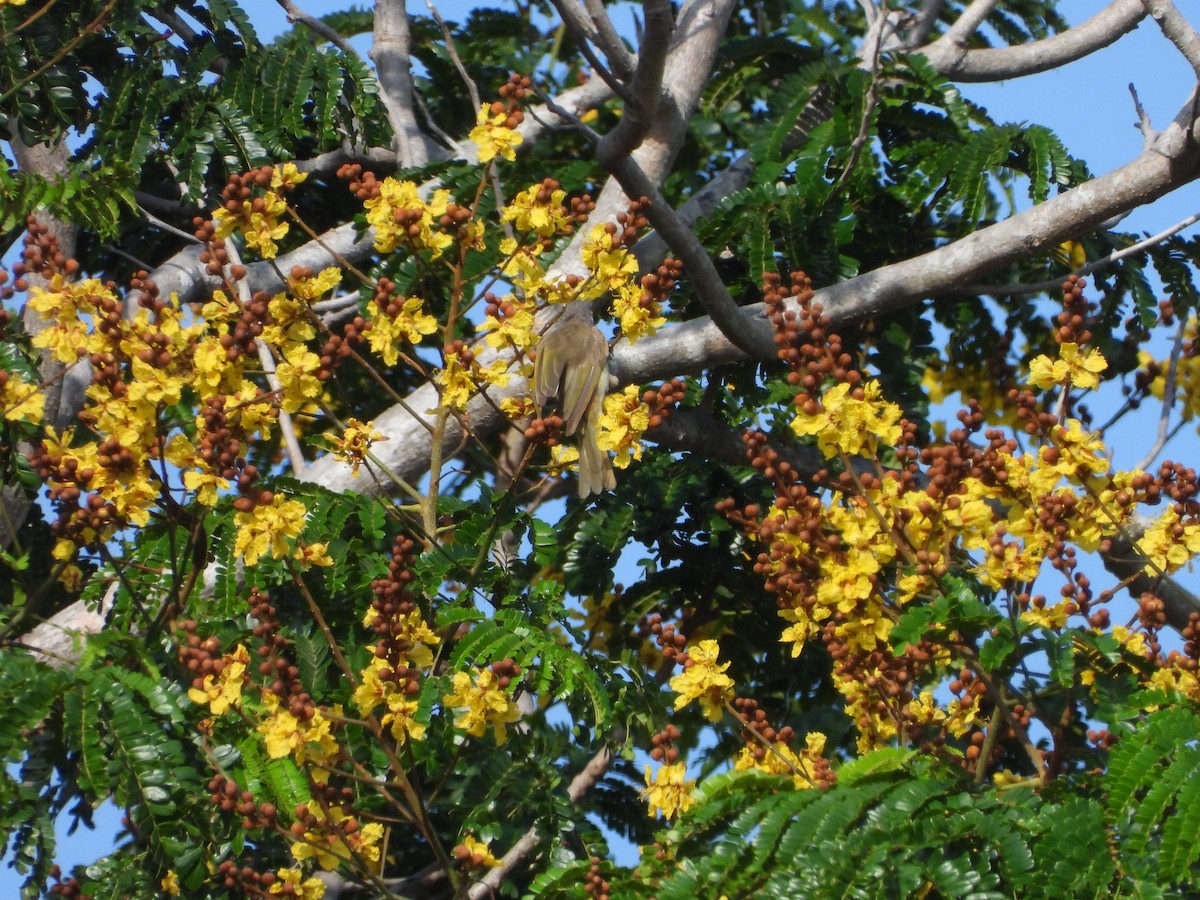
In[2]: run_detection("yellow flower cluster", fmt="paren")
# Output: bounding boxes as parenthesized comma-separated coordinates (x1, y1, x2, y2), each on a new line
(501, 183, 570, 236)
(669, 639, 735, 722)
(642, 762, 696, 820)
(328, 418, 385, 477)
(459, 834, 503, 868)
(595, 385, 649, 469)
(434, 346, 512, 412)
(1027, 341, 1107, 391)
(352, 609, 439, 744)
(365, 295, 438, 367)
(257, 693, 340, 767)
(791, 379, 903, 459)
(212, 163, 307, 259)
(733, 732, 828, 790)
(443, 667, 523, 745)
(469, 104, 523, 163)
(1138, 315, 1200, 427)
(0, 369, 44, 424)
(269, 869, 326, 898)
(290, 805, 385, 871)
(477, 294, 537, 356)
(365, 178, 454, 258)
(611, 282, 666, 343)
(233, 495, 309, 567)
(1138, 507, 1200, 575)
(187, 644, 250, 716)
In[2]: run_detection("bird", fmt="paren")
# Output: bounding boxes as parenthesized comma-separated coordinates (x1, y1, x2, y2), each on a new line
(533, 317, 616, 497)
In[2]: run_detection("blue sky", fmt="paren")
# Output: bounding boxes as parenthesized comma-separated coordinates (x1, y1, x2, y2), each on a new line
(5, 0, 1200, 892)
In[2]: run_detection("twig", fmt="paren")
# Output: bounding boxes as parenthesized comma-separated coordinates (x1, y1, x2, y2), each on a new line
(1142, 0, 1200, 79)
(276, 0, 359, 57)
(907, 0, 947, 48)
(593, 0, 673, 167)
(604, 154, 775, 360)
(1134, 316, 1187, 471)
(548, 0, 635, 102)
(466, 743, 614, 898)
(832, 10, 887, 196)
(137, 204, 204, 245)
(964, 211, 1200, 297)
(425, 0, 481, 112)
(920, 0, 1146, 83)
(584, 0, 636, 81)
(222, 243, 308, 474)
(1129, 82, 1157, 146)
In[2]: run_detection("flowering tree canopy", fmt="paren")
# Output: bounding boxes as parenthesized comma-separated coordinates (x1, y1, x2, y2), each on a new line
(6, 0, 1200, 897)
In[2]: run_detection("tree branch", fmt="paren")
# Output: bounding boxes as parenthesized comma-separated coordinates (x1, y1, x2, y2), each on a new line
(963, 211, 1200, 297)
(922, 0, 1146, 82)
(466, 744, 613, 898)
(1143, 0, 1200, 78)
(370, 0, 429, 167)
(276, 0, 359, 57)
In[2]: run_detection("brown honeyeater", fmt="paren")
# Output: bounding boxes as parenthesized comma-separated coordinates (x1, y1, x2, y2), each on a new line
(533, 319, 616, 497)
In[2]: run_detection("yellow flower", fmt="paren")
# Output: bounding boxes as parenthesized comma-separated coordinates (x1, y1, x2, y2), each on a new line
(275, 344, 324, 414)
(352, 659, 429, 744)
(611, 282, 665, 343)
(443, 667, 523, 744)
(500, 395, 537, 419)
(269, 868, 325, 898)
(294, 542, 335, 568)
(262, 292, 316, 346)
(1022, 602, 1070, 628)
(501, 183, 570, 235)
(213, 191, 290, 259)
(364, 179, 453, 257)
(187, 644, 250, 716)
(160, 870, 181, 895)
(271, 162, 309, 191)
(434, 354, 478, 411)
(469, 104, 523, 163)
(477, 294, 536, 354)
(0, 371, 45, 424)
(1139, 507, 1200, 575)
(1027, 342, 1107, 391)
(383, 692, 427, 744)
(365, 295, 438, 366)
(258, 695, 339, 765)
(460, 834, 503, 868)
(328, 418, 384, 476)
(733, 732, 828, 790)
(642, 762, 696, 819)
(234, 495, 308, 566)
(595, 385, 649, 469)
(669, 639, 735, 722)
(581, 224, 638, 290)
(791, 379, 902, 458)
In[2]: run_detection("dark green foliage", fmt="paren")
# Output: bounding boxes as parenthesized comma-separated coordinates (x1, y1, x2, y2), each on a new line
(533, 717, 1200, 898)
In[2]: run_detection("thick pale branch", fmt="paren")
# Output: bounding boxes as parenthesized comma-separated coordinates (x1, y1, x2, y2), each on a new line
(922, 0, 1146, 82)
(612, 101, 1200, 385)
(1143, 0, 1200, 78)
(593, 0, 673, 167)
(370, 0, 428, 167)
(941, 0, 1001, 46)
